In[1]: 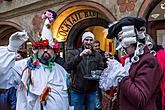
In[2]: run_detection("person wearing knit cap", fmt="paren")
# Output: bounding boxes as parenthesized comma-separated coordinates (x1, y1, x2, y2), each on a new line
(82, 32, 95, 42)
(66, 31, 104, 110)
(99, 16, 163, 110)
(0, 10, 72, 110)
(81, 31, 95, 50)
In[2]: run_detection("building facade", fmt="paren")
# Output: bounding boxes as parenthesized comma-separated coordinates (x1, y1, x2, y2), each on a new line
(0, 0, 164, 56)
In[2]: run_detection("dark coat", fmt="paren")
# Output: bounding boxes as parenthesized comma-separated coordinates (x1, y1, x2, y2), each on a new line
(119, 47, 163, 110)
(66, 48, 104, 93)
(54, 55, 66, 69)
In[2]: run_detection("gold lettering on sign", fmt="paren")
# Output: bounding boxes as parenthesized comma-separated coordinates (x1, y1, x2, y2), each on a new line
(56, 10, 99, 40)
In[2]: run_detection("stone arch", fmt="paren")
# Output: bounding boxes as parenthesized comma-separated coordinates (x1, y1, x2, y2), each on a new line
(138, 0, 162, 19)
(67, 18, 108, 49)
(57, 1, 116, 22)
(0, 20, 22, 45)
(138, 0, 164, 44)
(0, 20, 33, 49)
(52, 1, 116, 50)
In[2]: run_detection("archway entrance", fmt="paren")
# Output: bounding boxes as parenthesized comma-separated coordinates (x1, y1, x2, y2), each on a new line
(0, 21, 33, 53)
(147, 0, 165, 46)
(139, 0, 165, 45)
(67, 18, 108, 49)
(0, 21, 22, 46)
(52, 1, 116, 58)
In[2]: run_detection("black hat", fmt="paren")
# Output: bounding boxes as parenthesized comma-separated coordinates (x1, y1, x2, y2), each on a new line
(107, 17, 146, 39)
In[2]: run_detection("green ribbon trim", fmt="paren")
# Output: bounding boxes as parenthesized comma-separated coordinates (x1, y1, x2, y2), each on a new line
(27, 79, 30, 96)
(40, 103, 44, 110)
(44, 62, 55, 72)
(33, 54, 38, 61)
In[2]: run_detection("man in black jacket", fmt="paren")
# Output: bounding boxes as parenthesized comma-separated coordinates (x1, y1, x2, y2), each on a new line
(66, 31, 104, 110)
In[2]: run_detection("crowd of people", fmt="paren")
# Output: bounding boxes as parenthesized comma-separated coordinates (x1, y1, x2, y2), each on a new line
(0, 9, 165, 110)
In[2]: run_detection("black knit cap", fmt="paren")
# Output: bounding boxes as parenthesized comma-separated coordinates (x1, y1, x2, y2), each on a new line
(107, 17, 146, 39)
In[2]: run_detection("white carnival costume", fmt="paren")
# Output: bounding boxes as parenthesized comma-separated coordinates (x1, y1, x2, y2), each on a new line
(0, 10, 72, 110)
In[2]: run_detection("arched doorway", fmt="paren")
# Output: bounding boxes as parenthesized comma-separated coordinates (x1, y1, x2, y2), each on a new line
(0, 21, 22, 46)
(138, 0, 165, 45)
(52, 1, 116, 58)
(147, 0, 165, 46)
(67, 18, 108, 49)
(0, 20, 33, 52)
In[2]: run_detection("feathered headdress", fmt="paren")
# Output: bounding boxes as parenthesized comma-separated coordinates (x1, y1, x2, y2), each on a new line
(33, 10, 60, 54)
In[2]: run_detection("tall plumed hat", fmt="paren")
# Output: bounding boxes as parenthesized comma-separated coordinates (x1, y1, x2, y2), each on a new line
(33, 10, 60, 53)
(107, 17, 146, 39)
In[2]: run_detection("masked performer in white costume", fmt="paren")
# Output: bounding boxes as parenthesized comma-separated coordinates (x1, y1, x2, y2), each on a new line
(0, 10, 72, 110)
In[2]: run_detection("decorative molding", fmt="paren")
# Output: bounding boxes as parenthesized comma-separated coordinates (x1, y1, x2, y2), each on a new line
(138, 0, 162, 18)
(147, 0, 165, 21)
(56, 9, 102, 41)
(151, 13, 160, 19)
(117, 0, 137, 13)
(0, 0, 72, 19)
(57, 1, 116, 22)
(161, 2, 165, 9)
(0, 20, 23, 30)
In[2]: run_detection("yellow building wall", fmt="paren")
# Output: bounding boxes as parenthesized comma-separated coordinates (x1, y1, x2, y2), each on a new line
(90, 26, 115, 55)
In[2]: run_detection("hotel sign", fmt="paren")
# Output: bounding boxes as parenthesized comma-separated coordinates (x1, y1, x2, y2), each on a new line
(56, 10, 101, 41)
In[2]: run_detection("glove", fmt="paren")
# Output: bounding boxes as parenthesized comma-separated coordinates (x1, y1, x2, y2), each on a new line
(113, 58, 131, 85)
(8, 31, 29, 51)
(99, 59, 130, 91)
(80, 49, 92, 57)
(100, 59, 121, 91)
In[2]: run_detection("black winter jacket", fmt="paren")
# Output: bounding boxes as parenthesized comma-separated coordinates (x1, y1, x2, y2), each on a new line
(66, 48, 104, 93)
